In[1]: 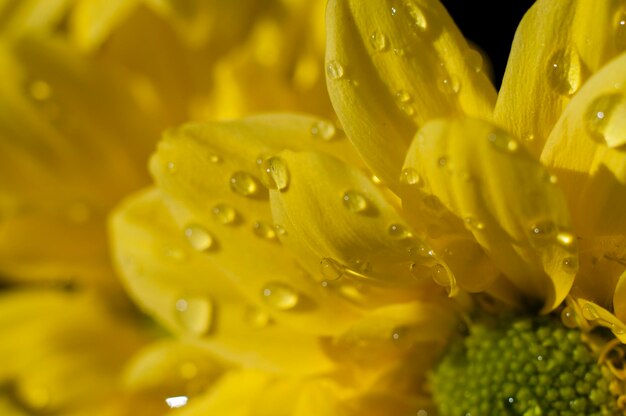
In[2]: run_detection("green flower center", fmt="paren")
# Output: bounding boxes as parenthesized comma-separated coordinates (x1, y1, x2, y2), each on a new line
(433, 315, 621, 415)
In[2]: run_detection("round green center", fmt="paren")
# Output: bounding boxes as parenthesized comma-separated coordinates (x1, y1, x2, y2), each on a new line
(432, 316, 619, 415)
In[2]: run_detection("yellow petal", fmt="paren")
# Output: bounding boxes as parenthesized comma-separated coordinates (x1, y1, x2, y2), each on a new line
(269, 149, 454, 301)
(69, 0, 139, 51)
(0, 0, 72, 39)
(614, 270, 626, 324)
(403, 117, 576, 311)
(495, 0, 626, 157)
(575, 297, 626, 343)
(325, 0, 495, 191)
(110, 187, 337, 374)
(541, 53, 626, 307)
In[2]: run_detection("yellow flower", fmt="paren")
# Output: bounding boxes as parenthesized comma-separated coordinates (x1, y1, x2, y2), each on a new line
(108, 0, 626, 414)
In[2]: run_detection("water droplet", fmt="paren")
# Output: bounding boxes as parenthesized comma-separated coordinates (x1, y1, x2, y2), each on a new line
(310, 120, 337, 140)
(371, 174, 382, 184)
(262, 282, 299, 310)
(320, 257, 345, 281)
(165, 396, 189, 409)
(584, 93, 626, 148)
(165, 246, 187, 262)
(259, 156, 290, 190)
(464, 216, 485, 231)
(183, 224, 214, 252)
(430, 263, 453, 288)
(546, 47, 582, 96)
(487, 130, 519, 152)
(208, 153, 221, 163)
(522, 132, 536, 143)
(615, 12, 626, 51)
(464, 48, 483, 73)
(246, 306, 271, 327)
(211, 203, 237, 225)
(400, 168, 421, 185)
(166, 161, 177, 174)
(528, 220, 556, 247)
(327, 60, 345, 80)
(253, 221, 276, 240)
(390, 6, 398, 15)
(407, 241, 434, 260)
(174, 296, 213, 335)
(556, 231, 576, 251)
(613, 325, 625, 335)
(561, 306, 578, 328)
(438, 75, 460, 95)
(404, 1, 428, 33)
(370, 31, 388, 51)
(438, 156, 447, 167)
(561, 256, 579, 274)
(393, 47, 406, 57)
(395, 89, 411, 103)
(400, 104, 415, 116)
(230, 171, 260, 197)
(342, 190, 368, 213)
(388, 223, 413, 239)
(29, 80, 52, 101)
(547, 174, 559, 184)
(274, 224, 287, 236)
(582, 304, 599, 320)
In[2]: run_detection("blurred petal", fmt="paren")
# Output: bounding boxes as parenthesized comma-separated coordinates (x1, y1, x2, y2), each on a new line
(495, 0, 626, 157)
(541, 53, 626, 307)
(403, 117, 576, 311)
(575, 298, 626, 342)
(70, 0, 139, 51)
(326, 0, 495, 190)
(110, 187, 337, 374)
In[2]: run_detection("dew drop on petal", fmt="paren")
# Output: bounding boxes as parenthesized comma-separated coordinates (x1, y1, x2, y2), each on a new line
(262, 282, 299, 310)
(208, 153, 221, 163)
(211, 203, 237, 225)
(274, 224, 287, 236)
(230, 171, 259, 197)
(400, 168, 421, 185)
(546, 47, 582, 96)
(584, 93, 626, 148)
(464, 216, 485, 231)
(438, 156, 447, 167)
(326, 60, 345, 80)
(342, 190, 368, 213)
(615, 12, 626, 51)
(561, 256, 579, 274)
(174, 296, 213, 335)
(310, 120, 337, 140)
(400, 104, 415, 116)
(253, 221, 276, 240)
(556, 231, 576, 251)
(404, 1, 428, 33)
(527, 219, 556, 247)
(487, 130, 519, 153)
(430, 263, 452, 288)
(582, 304, 599, 320)
(388, 223, 413, 239)
(184, 224, 214, 251)
(370, 31, 388, 51)
(246, 306, 271, 327)
(166, 161, 177, 174)
(464, 48, 483, 73)
(259, 156, 290, 190)
(320, 257, 345, 281)
(560, 306, 578, 328)
(371, 174, 382, 184)
(438, 74, 460, 95)
(395, 89, 412, 103)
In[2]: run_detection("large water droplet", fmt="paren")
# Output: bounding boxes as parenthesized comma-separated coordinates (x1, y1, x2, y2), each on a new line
(184, 224, 214, 251)
(430, 263, 453, 288)
(400, 168, 421, 185)
(320, 257, 345, 281)
(388, 223, 413, 239)
(327, 60, 345, 80)
(253, 221, 276, 240)
(546, 47, 582, 96)
(370, 31, 388, 51)
(560, 306, 578, 328)
(584, 93, 626, 148)
(310, 120, 337, 140)
(211, 203, 237, 225)
(262, 282, 299, 310)
(230, 171, 260, 197)
(487, 130, 519, 153)
(464, 48, 483, 73)
(342, 190, 368, 213)
(259, 156, 290, 190)
(29, 80, 52, 101)
(174, 296, 213, 335)
(556, 231, 577, 251)
(404, 1, 428, 33)
(527, 219, 556, 247)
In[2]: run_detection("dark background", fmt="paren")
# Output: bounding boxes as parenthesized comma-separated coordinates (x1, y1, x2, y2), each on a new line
(441, 0, 536, 89)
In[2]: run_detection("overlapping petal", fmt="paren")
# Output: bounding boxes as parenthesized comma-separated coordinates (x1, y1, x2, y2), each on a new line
(495, 0, 626, 157)
(326, 0, 495, 191)
(403, 117, 576, 311)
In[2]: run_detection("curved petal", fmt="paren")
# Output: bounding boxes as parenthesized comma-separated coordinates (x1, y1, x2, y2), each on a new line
(495, 0, 626, 157)
(269, 150, 455, 301)
(325, 0, 496, 191)
(110, 187, 338, 374)
(541, 53, 626, 307)
(575, 298, 626, 342)
(403, 117, 576, 311)
(69, 0, 139, 51)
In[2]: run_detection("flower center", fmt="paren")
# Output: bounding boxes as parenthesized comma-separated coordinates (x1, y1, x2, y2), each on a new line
(432, 315, 623, 415)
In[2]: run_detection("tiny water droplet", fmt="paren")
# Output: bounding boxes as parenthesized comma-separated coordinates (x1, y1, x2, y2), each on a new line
(438, 75, 460, 95)
(310, 120, 337, 140)
(561, 256, 579, 274)
(320, 257, 345, 281)
(388, 223, 413, 239)
(407, 241, 434, 260)
(166, 161, 178, 174)
(253, 221, 276, 240)
(342, 190, 368, 213)
(327, 60, 345, 80)
(370, 31, 388, 51)
(528, 220, 556, 247)
(184, 224, 214, 251)
(274, 224, 287, 236)
(464, 216, 485, 231)
(584, 93, 626, 148)
(395, 89, 411, 103)
(262, 282, 299, 310)
(208, 153, 221, 163)
(522, 132, 536, 143)
(464, 48, 483, 73)
(400, 168, 421, 185)
(230, 171, 260, 197)
(246, 306, 271, 327)
(487, 130, 519, 152)
(174, 296, 213, 335)
(211, 203, 237, 225)
(390, 6, 398, 15)
(546, 47, 582, 96)
(29, 80, 52, 101)
(400, 104, 415, 116)
(560, 306, 578, 328)
(259, 156, 290, 190)
(371, 174, 382, 184)
(438, 156, 447, 167)
(582, 304, 599, 320)
(556, 231, 576, 251)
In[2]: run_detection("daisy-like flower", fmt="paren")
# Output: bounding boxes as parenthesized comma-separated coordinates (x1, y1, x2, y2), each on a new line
(109, 0, 626, 414)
